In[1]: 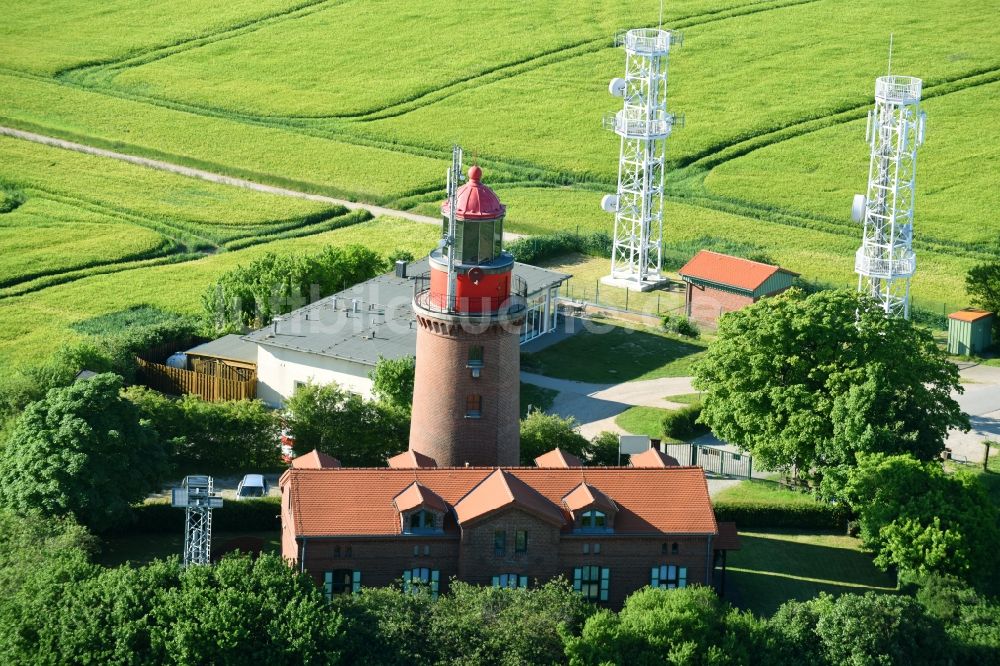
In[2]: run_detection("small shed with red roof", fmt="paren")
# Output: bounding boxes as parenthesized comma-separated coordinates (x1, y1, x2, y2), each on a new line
(947, 308, 994, 356)
(678, 250, 798, 326)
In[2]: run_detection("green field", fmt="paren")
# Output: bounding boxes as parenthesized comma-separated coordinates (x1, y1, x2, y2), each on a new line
(0, 0, 996, 370)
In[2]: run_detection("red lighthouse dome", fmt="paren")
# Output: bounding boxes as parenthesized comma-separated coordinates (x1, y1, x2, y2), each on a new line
(441, 165, 506, 220)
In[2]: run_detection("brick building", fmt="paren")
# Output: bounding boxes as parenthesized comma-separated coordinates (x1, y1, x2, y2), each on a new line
(679, 250, 798, 327)
(281, 447, 739, 608)
(280, 165, 739, 607)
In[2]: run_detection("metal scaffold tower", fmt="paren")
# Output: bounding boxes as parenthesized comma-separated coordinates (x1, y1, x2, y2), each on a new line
(171, 475, 223, 566)
(852, 72, 926, 318)
(601, 28, 681, 291)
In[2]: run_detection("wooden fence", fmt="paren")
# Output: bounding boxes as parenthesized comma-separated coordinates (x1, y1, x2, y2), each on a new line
(136, 357, 256, 402)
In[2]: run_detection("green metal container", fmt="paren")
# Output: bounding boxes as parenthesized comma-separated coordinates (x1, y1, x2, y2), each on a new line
(947, 309, 994, 356)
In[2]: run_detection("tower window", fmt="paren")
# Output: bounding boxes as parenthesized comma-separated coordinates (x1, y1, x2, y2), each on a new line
(468, 346, 484, 367)
(465, 395, 482, 418)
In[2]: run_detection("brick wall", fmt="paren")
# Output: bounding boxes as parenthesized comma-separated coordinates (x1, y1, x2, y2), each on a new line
(686, 283, 754, 328)
(457, 508, 562, 583)
(409, 314, 521, 467)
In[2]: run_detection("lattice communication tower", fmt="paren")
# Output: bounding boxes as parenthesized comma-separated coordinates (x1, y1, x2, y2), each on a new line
(852, 74, 926, 318)
(171, 475, 223, 566)
(601, 28, 681, 291)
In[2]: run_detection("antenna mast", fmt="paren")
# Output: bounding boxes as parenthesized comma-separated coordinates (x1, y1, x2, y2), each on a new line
(172, 475, 223, 566)
(851, 57, 926, 318)
(445, 145, 464, 312)
(600, 27, 681, 292)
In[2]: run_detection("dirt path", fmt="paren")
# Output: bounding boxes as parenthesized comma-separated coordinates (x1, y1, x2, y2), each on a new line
(0, 125, 532, 237)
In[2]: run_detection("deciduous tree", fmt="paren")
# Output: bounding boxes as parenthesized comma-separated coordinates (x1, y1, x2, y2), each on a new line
(0, 373, 167, 532)
(693, 289, 967, 479)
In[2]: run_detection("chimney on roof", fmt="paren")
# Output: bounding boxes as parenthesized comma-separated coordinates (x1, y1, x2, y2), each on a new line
(395, 260, 408, 279)
(272, 317, 281, 335)
(352, 298, 360, 313)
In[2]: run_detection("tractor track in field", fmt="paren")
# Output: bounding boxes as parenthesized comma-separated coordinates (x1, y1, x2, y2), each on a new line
(55, 0, 821, 124)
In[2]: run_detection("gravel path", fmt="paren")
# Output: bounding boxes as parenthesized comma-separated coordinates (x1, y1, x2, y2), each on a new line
(0, 125, 524, 240)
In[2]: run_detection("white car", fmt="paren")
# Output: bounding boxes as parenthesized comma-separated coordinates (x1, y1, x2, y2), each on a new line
(236, 474, 269, 499)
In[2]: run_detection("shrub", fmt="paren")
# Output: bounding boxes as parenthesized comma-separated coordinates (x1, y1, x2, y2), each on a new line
(714, 501, 848, 530)
(519, 410, 590, 465)
(505, 231, 612, 265)
(662, 314, 700, 339)
(126, 386, 283, 475)
(661, 403, 705, 441)
(119, 497, 280, 535)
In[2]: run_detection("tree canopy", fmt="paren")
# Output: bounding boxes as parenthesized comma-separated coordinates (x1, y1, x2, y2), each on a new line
(693, 289, 968, 479)
(519, 410, 592, 465)
(0, 373, 168, 532)
(370, 356, 416, 410)
(286, 381, 408, 465)
(966, 258, 1000, 335)
(845, 453, 1000, 591)
(202, 244, 386, 331)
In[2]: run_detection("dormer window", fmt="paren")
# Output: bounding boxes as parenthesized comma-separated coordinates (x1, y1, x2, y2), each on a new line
(407, 509, 438, 533)
(581, 510, 606, 530)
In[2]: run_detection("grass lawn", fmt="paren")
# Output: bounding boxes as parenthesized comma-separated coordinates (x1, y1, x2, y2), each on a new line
(97, 530, 280, 568)
(538, 253, 687, 317)
(615, 406, 669, 440)
(714, 480, 821, 507)
(520, 382, 558, 417)
(724, 530, 897, 617)
(522, 319, 706, 384)
(664, 392, 702, 405)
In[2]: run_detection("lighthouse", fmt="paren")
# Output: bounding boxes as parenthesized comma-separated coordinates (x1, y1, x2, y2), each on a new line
(408, 149, 524, 467)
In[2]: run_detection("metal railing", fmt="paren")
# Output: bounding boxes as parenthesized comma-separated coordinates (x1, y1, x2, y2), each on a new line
(412, 272, 528, 317)
(619, 28, 672, 54)
(854, 247, 916, 278)
(875, 75, 922, 103)
(603, 109, 675, 138)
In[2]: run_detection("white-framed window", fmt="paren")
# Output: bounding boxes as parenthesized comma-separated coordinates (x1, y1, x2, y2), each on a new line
(650, 564, 687, 589)
(405, 509, 440, 534)
(578, 510, 608, 532)
(403, 568, 440, 599)
(323, 570, 361, 598)
(465, 394, 482, 418)
(573, 566, 609, 602)
(492, 574, 529, 589)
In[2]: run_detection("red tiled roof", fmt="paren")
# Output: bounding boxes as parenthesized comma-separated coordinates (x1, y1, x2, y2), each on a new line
(291, 449, 342, 469)
(393, 482, 448, 514)
(715, 522, 741, 550)
(454, 469, 566, 527)
(629, 448, 680, 468)
(949, 308, 993, 323)
(387, 450, 438, 468)
(562, 482, 617, 515)
(534, 448, 583, 468)
(284, 467, 717, 537)
(678, 250, 796, 292)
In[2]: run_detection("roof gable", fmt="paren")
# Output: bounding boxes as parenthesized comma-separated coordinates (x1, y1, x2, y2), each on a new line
(454, 470, 565, 527)
(679, 250, 795, 292)
(291, 449, 342, 469)
(534, 448, 583, 468)
(393, 481, 448, 514)
(629, 448, 680, 468)
(387, 450, 438, 468)
(562, 482, 617, 515)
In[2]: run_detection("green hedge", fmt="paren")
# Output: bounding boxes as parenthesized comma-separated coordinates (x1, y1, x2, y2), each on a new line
(662, 404, 705, 440)
(714, 500, 849, 530)
(116, 496, 281, 535)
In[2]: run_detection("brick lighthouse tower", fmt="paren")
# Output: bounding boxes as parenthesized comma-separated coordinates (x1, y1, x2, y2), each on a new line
(408, 149, 524, 467)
